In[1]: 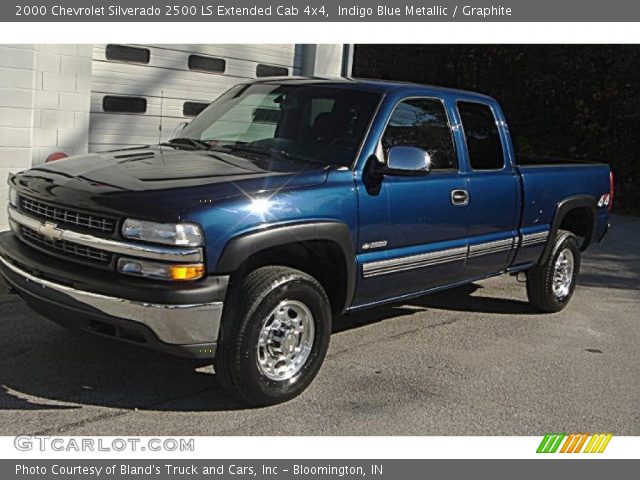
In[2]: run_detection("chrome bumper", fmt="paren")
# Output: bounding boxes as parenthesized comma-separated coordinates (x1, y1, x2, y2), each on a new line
(0, 255, 223, 345)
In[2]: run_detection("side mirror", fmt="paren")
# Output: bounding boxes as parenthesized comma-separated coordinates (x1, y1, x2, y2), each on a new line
(383, 146, 432, 176)
(172, 121, 189, 138)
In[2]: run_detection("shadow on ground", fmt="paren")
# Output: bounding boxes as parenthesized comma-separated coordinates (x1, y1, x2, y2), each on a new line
(0, 280, 534, 415)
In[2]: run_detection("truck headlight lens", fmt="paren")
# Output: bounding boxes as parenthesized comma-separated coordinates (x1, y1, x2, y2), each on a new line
(122, 219, 203, 246)
(8, 187, 17, 208)
(118, 257, 204, 281)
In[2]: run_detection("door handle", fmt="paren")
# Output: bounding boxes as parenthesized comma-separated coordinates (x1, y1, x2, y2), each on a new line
(451, 189, 469, 206)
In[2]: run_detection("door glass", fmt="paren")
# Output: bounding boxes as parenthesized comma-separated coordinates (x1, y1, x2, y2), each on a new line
(382, 98, 457, 170)
(457, 101, 505, 170)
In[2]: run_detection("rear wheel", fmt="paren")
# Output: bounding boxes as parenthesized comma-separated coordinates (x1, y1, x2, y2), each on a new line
(526, 230, 581, 313)
(215, 266, 331, 406)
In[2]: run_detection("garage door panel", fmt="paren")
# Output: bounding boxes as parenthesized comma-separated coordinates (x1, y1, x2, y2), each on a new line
(93, 45, 296, 76)
(89, 43, 299, 152)
(90, 133, 159, 147)
(135, 44, 300, 68)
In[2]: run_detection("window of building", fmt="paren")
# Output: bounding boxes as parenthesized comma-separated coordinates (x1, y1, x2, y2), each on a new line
(183, 102, 210, 117)
(188, 55, 226, 74)
(102, 96, 147, 114)
(256, 64, 289, 77)
(105, 45, 150, 64)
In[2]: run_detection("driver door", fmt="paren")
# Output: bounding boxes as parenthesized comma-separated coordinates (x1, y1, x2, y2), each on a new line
(354, 97, 470, 307)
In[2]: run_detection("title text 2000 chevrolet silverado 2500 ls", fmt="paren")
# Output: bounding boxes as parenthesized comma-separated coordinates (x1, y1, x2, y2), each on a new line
(0, 78, 612, 405)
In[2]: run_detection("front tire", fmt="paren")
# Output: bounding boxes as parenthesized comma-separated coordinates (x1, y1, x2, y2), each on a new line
(526, 230, 581, 313)
(215, 266, 332, 406)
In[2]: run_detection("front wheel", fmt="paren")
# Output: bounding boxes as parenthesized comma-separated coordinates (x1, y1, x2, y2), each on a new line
(526, 230, 581, 313)
(215, 266, 332, 406)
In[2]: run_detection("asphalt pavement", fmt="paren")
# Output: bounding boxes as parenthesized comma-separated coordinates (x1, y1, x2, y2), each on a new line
(0, 214, 638, 435)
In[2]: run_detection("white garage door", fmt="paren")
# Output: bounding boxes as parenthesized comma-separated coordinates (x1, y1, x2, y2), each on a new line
(89, 44, 301, 152)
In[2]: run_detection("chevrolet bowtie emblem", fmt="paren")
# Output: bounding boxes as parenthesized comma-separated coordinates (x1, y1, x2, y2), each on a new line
(39, 222, 64, 240)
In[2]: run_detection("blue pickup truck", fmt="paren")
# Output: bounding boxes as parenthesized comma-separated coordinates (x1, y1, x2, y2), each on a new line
(1, 78, 612, 405)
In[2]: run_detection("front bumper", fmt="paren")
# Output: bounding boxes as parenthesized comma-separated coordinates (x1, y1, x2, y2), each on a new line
(0, 231, 228, 358)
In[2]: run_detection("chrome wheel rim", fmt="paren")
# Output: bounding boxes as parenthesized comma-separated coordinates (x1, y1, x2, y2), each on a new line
(257, 300, 315, 381)
(552, 248, 575, 300)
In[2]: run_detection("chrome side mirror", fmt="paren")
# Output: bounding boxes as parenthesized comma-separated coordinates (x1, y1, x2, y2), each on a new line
(384, 146, 432, 176)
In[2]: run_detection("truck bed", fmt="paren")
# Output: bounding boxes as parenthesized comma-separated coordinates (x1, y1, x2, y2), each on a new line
(516, 154, 598, 166)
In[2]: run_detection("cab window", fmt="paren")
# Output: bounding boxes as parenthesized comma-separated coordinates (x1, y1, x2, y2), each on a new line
(381, 98, 457, 170)
(457, 101, 505, 170)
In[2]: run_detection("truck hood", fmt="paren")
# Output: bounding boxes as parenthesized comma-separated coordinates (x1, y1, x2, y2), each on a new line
(12, 146, 329, 222)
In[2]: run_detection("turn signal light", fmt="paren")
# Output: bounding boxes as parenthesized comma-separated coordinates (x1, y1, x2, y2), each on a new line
(169, 264, 205, 281)
(118, 257, 204, 281)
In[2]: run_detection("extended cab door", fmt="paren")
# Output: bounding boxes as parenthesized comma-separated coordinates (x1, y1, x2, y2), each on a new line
(353, 96, 470, 307)
(454, 100, 520, 276)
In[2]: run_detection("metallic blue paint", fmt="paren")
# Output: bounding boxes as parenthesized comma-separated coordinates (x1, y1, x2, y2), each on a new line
(178, 81, 611, 309)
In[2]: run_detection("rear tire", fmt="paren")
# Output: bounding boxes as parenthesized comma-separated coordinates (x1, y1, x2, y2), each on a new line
(215, 266, 332, 406)
(526, 230, 581, 313)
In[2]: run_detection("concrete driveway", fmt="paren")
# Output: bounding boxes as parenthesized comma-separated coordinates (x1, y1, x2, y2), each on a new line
(0, 215, 638, 435)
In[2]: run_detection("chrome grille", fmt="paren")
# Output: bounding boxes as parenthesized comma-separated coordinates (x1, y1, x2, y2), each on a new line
(21, 226, 112, 264)
(20, 196, 116, 233)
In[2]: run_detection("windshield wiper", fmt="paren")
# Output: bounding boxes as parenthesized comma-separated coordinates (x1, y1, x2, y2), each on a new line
(217, 143, 323, 165)
(160, 138, 211, 151)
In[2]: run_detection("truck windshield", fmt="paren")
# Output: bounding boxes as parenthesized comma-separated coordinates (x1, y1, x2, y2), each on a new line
(179, 83, 381, 168)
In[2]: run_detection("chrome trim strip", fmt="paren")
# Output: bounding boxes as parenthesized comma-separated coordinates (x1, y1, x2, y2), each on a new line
(362, 236, 520, 278)
(468, 246, 513, 258)
(366, 253, 468, 278)
(9, 208, 203, 263)
(363, 246, 467, 278)
(0, 255, 222, 345)
(521, 231, 549, 246)
(469, 238, 514, 254)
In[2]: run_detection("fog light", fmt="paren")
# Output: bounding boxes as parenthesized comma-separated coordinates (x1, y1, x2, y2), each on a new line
(118, 258, 204, 281)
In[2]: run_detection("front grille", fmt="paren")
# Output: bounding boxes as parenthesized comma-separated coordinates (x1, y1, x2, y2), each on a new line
(20, 196, 116, 234)
(21, 226, 112, 264)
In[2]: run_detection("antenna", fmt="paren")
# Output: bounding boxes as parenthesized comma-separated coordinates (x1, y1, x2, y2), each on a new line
(159, 89, 164, 144)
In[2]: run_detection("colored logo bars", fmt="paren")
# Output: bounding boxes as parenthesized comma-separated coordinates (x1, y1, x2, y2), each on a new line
(537, 433, 613, 453)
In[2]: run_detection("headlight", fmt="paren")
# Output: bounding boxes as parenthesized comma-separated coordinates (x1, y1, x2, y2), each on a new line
(8, 187, 17, 208)
(118, 257, 204, 281)
(122, 219, 203, 246)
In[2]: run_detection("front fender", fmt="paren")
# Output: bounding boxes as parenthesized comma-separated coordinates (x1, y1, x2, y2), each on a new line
(216, 221, 356, 311)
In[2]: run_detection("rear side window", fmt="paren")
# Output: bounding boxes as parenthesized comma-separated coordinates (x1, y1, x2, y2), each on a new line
(382, 98, 457, 170)
(457, 101, 504, 170)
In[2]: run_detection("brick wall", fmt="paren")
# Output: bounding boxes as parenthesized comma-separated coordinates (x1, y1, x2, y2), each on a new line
(0, 44, 92, 230)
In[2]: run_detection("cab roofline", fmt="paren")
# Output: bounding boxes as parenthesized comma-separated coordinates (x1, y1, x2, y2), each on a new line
(242, 76, 495, 101)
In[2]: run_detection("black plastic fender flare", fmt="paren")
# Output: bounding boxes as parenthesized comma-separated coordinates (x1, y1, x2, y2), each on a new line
(216, 221, 356, 312)
(539, 195, 597, 265)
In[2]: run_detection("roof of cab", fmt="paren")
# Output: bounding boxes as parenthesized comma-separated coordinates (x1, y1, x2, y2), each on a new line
(246, 76, 495, 102)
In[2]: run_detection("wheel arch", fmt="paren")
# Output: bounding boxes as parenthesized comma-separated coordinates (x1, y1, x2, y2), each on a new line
(539, 195, 597, 265)
(216, 221, 356, 314)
